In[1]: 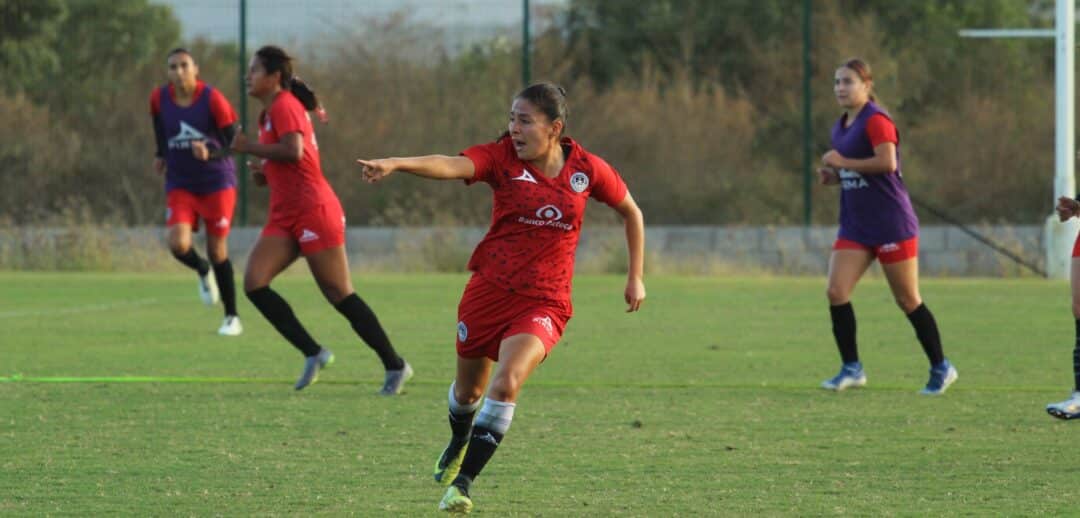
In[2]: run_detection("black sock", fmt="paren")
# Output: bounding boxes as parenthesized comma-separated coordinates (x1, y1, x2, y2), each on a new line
(212, 259, 237, 317)
(173, 248, 209, 276)
(1073, 319, 1080, 392)
(906, 303, 945, 366)
(246, 286, 321, 357)
(830, 303, 858, 364)
(334, 293, 404, 370)
(448, 409, 476, 448)
(454, 425, 503, 488)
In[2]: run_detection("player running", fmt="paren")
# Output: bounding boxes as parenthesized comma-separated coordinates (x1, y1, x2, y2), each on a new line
(150, 48, 242, 336)
(817, 59, 958, 395)
(358, 82, 646, 514)
(1046, 196, 1080, 419)
(232, 45, 412, 393)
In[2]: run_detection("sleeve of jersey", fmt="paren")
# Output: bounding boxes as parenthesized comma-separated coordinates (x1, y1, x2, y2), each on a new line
(589, 157, 629, 207)
(208, 89, 238, 128)
(270, 98, 307, 138)
(865, 114, 898, 147)
(460, 142, 502, 186)
(149, 89, 160, 116)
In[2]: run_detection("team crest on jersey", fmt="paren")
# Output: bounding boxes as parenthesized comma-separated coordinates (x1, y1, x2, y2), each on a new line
(457, 321, 468, 342)
(569, 171, 589, 193)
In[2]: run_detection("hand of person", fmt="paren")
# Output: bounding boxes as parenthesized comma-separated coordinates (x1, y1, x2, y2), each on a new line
(624, 276, 646, 313)
(1057, 196, 1080, 222)
(356, 158, 397, 183)
(153, 157, 166, 175)
(821, 150, 845, 169)
(191, 140, 210, 161)
(818, 166, 839, 186)
(231, 131, 249, 154)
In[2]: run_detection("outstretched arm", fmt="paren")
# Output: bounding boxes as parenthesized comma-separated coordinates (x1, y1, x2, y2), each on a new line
(356, 155, 476, 183)
(612, 192, 645, 312)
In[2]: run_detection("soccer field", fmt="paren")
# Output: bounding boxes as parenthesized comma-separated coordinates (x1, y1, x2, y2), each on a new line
(1, 272, 1075, 515)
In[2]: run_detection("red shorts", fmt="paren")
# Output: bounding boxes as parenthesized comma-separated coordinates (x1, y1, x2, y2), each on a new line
(261, 198, 346, 256)
(166, 188, 236, 237)
(833, 236, 919, 264)
(1072, 234, 1080, 257)
(456, 274, 572, 361)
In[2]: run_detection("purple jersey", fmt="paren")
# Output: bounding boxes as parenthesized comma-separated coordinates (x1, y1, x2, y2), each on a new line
(830, 101, 918, 245)
(157, 84, 236, 194)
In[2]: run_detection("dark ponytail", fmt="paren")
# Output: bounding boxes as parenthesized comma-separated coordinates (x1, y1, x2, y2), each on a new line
(255, 45, 327, 120)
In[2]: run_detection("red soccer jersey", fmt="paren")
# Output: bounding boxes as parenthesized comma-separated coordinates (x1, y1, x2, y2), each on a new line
(460, 136, 629, 304)
(149, 80, 237, 128)
(257, 90, 336, 214)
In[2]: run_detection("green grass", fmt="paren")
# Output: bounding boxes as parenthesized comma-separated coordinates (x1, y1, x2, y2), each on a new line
(1, 272, 1077, 516)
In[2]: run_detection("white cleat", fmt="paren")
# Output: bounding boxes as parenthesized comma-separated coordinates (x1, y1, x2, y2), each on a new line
(218, 315, 243, 336)
(1047, 392, 1080, 420)
(198, 270, 220, 305)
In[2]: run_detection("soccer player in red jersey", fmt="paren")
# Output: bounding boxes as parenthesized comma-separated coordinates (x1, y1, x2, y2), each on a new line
(231, 46, 412, 393)
(1047, 196, 1080, 418)
(150, 48, 243, 336)
(358, 83, 646, 514)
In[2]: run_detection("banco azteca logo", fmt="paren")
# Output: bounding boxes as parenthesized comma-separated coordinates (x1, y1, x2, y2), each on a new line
(536, 205, 563, 221)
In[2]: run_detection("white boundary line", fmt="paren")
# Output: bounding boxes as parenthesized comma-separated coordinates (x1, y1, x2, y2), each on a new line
(0, 297, 170, 319)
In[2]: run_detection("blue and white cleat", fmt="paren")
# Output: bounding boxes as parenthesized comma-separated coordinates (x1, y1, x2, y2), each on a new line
(379, 361, 414, 396)
(919, 360, 958, 395)
(821, 362, 867, 391)
(1047, 392, 1080, 419)
(198, 270, 219, 306)
(295, 348, 334, 391)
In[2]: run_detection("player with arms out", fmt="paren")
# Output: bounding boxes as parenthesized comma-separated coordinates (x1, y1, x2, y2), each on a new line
(232, 45, 412, 393)
(818, 59, 958, 395)
(358, 82, 646, 514)
(150, 48, 242, 335)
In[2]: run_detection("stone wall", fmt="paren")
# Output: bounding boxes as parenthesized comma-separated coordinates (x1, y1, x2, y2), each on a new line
(1, 225, 1047, 276)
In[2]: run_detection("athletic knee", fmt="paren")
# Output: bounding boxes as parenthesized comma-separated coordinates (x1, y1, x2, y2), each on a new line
(895, 294, 922, 313)
(1071, 301, 1080, 319)
(322, 286, 352, 305)
(168, 238, 191, 256)
(826, 285, 850, 305)
(453, 382, 485, 407)
(207, 246, 228, 264)
(487, 373, 525, 403)
(244, 276, 269, 295)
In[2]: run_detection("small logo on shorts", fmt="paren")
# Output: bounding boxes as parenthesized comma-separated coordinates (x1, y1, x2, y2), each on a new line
(880, 242, 900, 253)
(569, 172, 589, 193)
(532, 316, 554, 336)
(299, 229, 319, 243)
(457, 321, 468, 342)
(215, 217, 229, 229)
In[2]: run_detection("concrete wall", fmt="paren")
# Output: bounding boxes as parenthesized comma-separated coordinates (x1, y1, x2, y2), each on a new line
(229, 224, 1046, 276)
(2, 225, 1047, 276)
